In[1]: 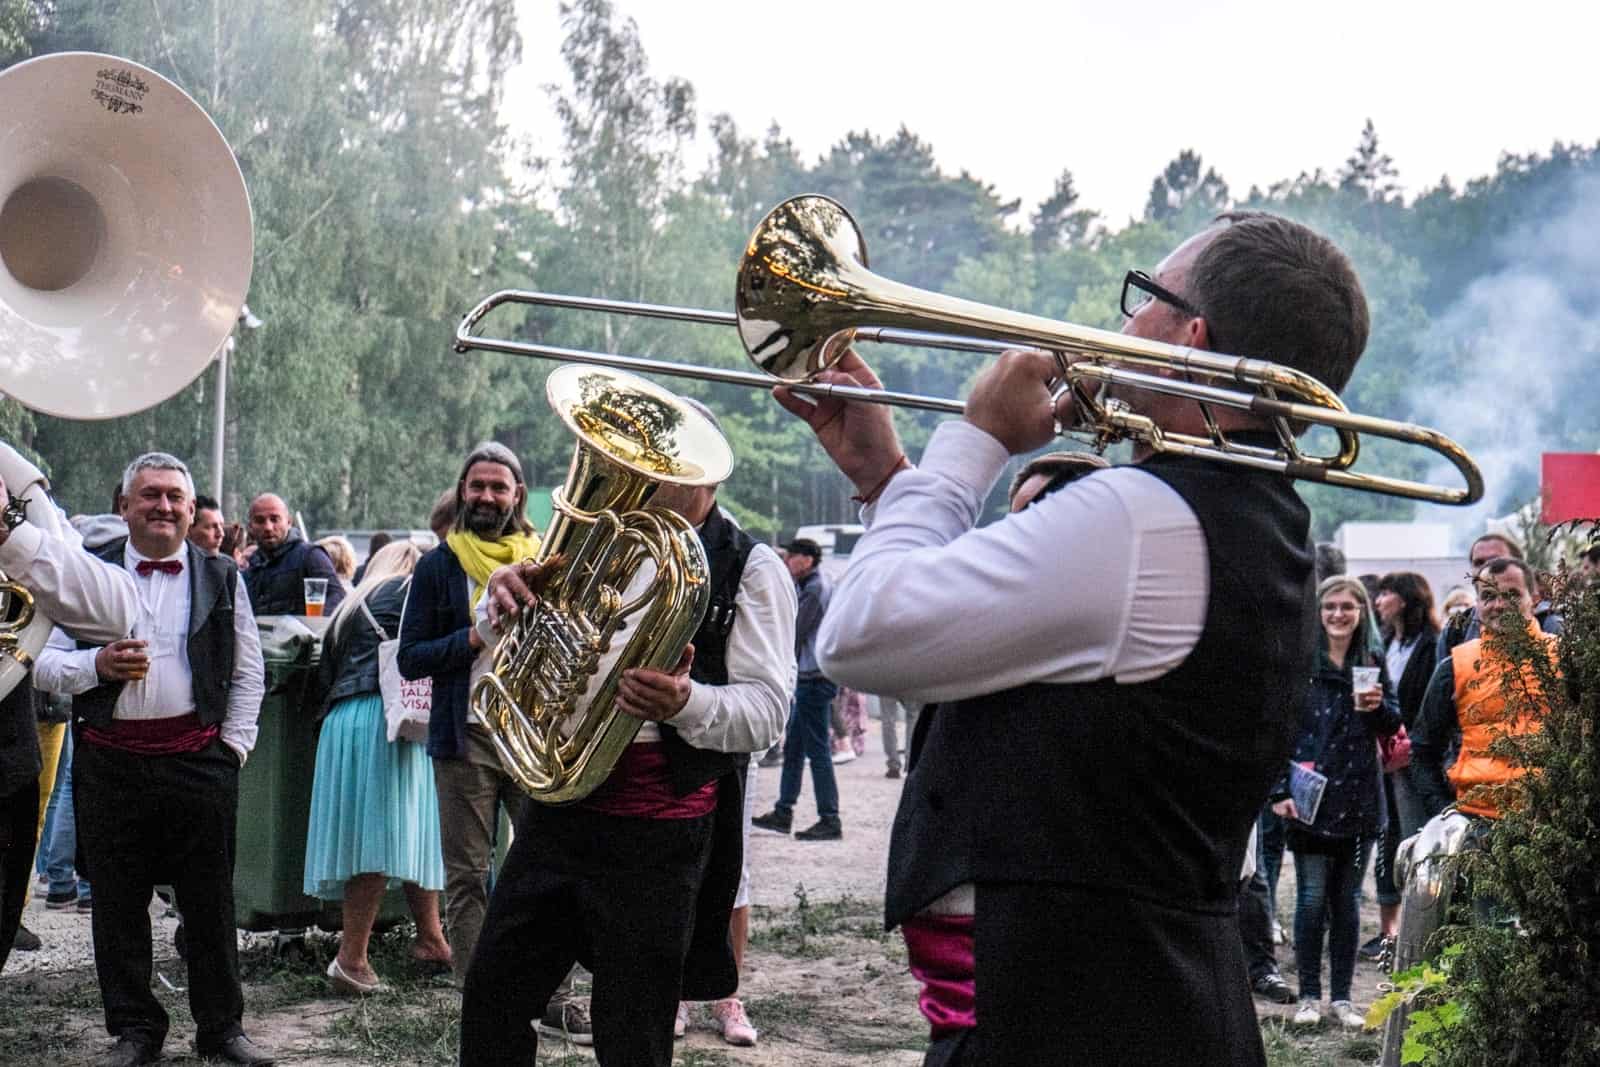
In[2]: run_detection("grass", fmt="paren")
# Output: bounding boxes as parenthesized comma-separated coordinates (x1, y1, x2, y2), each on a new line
(324, 990, 461, 1066)
(1262, 1018, 1384, 1066)
(749, 887, 889, 959)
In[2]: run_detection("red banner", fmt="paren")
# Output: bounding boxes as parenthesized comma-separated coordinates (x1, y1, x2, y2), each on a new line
(1541, 453, 1600, 524)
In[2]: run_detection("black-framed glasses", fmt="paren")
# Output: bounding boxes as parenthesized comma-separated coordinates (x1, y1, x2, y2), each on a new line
(1120, 269, 1201, 320)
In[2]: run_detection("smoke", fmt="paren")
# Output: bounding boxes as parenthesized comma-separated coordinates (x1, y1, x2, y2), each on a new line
(1415, 172, 1600, 539)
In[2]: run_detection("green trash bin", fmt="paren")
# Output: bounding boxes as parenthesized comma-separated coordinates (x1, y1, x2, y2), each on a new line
(234, 615, 412, 932)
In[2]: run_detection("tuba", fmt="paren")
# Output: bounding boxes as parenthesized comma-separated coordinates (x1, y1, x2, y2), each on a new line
(0, 51, 254, 698)
(470, 365, 733, 804)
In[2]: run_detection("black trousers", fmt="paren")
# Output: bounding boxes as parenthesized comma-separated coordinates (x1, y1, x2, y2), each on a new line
(922, 883, 1265, 1067)
(75, 737, 243, 1051)
(459, 803, 717, 1067)
(1237, 865, 1279, 982)
(0, 776, 39, 974)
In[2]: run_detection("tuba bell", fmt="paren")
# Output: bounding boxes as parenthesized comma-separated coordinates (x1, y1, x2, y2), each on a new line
(0, 51, 254, 698)
(470, 365, 733, 804)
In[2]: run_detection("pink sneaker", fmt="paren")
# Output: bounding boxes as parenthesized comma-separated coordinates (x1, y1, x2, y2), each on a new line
(673, 1001, 689, 1039)
(712, 998, 758, 1047)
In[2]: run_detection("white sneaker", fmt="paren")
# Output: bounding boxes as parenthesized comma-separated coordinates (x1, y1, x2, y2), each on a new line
(1292, 999, 1321, 1026)
(1271, 918, 1287, 946)
(673, 1001, 689, 1039)
(712, 998, 758, 1047)
(831, 749, 857, 764)
(1331, 1000, 1365, 1029)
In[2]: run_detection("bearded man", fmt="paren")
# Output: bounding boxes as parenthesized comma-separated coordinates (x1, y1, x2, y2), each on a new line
(395, 443, 587, 1038)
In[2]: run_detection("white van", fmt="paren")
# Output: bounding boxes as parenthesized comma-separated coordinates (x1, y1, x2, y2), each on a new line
(791, 523, 865, 580)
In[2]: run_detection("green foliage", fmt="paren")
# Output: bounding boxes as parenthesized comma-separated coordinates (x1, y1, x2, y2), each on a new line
(1365, 947, 1466, 1064)
(1379, 561, 1600, 1065)
(1144, 148, 1230, 226)
(0, 0, 31, 57)
(9, 3, 1600, 544)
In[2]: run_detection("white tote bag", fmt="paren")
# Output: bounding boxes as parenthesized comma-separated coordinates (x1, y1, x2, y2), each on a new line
(359, 583, 432, 743)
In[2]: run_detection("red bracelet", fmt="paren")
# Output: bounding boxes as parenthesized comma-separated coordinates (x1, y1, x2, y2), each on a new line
(852, 455, 910, 505)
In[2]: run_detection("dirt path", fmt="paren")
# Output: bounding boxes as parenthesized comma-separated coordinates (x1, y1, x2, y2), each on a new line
(3, 723, 1393, 1065)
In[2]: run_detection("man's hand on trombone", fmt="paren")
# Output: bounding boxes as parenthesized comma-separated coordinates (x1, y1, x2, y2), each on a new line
(772, 348, 906, 499)
(773, 346, 1079, 491)
(965, 349, 1077, 455)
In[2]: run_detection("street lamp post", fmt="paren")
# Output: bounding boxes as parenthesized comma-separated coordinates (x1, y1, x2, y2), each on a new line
(212, 304, 262, 504)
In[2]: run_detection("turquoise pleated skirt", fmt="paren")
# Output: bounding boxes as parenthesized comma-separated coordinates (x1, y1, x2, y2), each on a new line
(303, 692, 445, 900)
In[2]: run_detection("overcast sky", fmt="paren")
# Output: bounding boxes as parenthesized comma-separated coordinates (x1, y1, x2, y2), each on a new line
(505, 0, 1598, 226)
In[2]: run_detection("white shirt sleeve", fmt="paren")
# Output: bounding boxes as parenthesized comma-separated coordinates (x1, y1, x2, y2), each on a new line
(221, 572, 266, 764)
(32, 626, 101, 695)
(670, 543, 798, 754)
(0, 521, 139, 643)
(817, 420, 1208, 704)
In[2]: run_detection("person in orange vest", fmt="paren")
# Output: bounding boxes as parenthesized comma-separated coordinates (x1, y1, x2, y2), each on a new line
(1410, 556, 1558, 821)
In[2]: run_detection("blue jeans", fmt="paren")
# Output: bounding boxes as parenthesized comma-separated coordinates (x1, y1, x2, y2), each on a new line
(44, 731, 89, 902)
(1291, 836, 1361, 1001)
(776, 678, 840, 820)
(35, 741, 68, 876)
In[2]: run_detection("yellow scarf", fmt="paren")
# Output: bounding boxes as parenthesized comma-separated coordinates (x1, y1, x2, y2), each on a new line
(446, 528, 542, 607)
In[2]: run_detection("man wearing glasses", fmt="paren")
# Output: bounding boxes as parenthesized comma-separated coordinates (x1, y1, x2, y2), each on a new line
(774, 213, 1369, 1066)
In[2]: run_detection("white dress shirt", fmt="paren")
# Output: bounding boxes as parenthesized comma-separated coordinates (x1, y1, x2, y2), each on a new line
(817, 419, 1210, 705)
(669, 540, 796, 754)
(34, 543, 266, 765)
(824, 420, 1215, 921)
(0, 517, 139, 643)
(471, 511, 797, 753)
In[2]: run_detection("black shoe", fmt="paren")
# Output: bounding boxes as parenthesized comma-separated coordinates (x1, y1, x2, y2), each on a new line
(99, 1038, 160, 1067)
(45, 889, 78, 910)
(11, 924, 41, 951)
(196, 1033, 275, 1065)
(885, 766, 902, 779)
(795, 817, 842, 841)
(1251, 972, 1297, 1004)
(751, 809, 792, 834)
(1358, 934, 1393, 963)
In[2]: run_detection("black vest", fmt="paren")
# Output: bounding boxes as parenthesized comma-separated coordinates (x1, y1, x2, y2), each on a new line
(658, 505, 757, 796)
(73, 539, 239, 729)
(885, 455, 1315, 927)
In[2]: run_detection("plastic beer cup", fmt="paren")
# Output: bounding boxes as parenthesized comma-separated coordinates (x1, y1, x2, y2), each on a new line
(303, 577, 329, 617)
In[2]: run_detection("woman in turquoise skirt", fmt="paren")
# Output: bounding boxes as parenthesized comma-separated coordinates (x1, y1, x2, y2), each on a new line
(304, 541, 449, 992)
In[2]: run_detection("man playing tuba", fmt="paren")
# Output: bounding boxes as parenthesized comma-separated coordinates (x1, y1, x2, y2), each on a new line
(462, 399, 795, 1067)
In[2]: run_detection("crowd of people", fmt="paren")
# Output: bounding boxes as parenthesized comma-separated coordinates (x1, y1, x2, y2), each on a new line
(0, 203, 1580, 1067)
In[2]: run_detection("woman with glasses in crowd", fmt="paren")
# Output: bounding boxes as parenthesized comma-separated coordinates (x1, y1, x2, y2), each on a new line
(1271, 575, 1401, 1029)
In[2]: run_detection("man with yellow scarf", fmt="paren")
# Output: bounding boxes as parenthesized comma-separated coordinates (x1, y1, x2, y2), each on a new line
(397, 443, 588, 1041)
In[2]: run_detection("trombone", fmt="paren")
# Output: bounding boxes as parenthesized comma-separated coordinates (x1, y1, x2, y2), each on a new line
(456, 195, 1483, 506)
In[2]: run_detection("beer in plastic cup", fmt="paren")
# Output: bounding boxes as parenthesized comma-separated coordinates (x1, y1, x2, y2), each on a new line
(1351, 666, 1380, 697)
(304, 578, 329, 617)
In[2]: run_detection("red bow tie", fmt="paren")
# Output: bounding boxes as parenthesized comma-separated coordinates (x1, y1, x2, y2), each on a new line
(136, 559, 183, 577)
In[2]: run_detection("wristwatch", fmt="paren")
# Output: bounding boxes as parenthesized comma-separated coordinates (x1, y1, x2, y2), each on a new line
(1, 493, 29, 532)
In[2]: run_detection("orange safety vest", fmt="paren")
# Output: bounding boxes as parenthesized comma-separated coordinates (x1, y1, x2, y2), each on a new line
(1448, 622, 1558, 819)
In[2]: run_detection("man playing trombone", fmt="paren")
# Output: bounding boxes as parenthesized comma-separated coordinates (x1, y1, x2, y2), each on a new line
(776, 213, 1369, 1066)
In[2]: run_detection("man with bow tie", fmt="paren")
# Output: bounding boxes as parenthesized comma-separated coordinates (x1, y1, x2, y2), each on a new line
(34, 452, 270, 1067)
